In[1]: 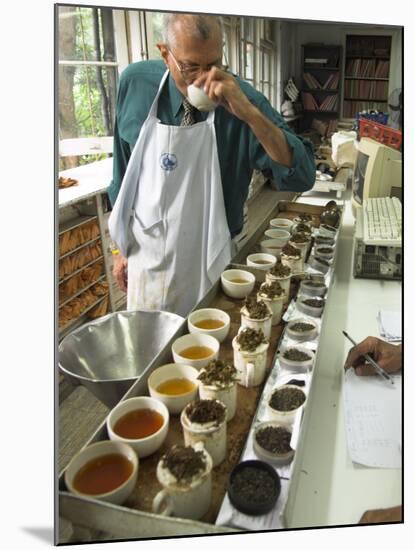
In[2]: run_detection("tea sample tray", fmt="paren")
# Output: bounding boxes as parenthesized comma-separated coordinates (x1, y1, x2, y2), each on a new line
(58, 200, 343, 541)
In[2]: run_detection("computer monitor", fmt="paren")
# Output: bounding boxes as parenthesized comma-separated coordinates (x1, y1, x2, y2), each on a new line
(351, 137, 402, 216)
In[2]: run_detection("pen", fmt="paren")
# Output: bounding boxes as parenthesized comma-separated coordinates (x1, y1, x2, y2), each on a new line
(342, 330, 395, 386)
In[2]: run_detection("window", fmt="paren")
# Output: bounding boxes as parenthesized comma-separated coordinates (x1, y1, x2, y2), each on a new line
(240, 17, 256, 86)
(58, 5, 119, 169)
(145, 11, 165, 59)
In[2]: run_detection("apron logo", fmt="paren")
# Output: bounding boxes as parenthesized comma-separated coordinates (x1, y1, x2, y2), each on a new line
(160, 153, 177, 171)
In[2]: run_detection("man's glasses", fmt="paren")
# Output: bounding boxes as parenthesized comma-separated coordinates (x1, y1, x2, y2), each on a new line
(168, 49, 224, 83)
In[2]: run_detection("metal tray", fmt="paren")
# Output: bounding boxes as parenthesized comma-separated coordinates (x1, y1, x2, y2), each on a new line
(57, 200, 343, 542)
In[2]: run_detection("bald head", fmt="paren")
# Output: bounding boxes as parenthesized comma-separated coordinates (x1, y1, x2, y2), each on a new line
(162, 13, 223, 49)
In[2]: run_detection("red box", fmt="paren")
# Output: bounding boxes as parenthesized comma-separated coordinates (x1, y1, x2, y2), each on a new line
(359, 118, 402, 150)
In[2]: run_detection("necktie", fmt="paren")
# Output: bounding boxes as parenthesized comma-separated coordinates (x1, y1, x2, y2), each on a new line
(181, 98, 196, 126)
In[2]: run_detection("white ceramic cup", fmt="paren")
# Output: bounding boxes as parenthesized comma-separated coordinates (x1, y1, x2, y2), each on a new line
(152, 442, 213, 520)
(240, 302, 273, 340)
(288, 238, 310, 260)
(188, 308, 231, 343)
(296, 297, 324, 318)
(299, 280, 327, 297)
(198, 381, 237, 422)
(314, 245, 334, 260)
(279, 345, 314, 371)
(221, 269, 256, 299)
(187, 84, 217, 112)
(264, 228, 291, 246)
(232, 334, 269, 387)
(260, 239, 283, 257)
(257, 290, 285, 326)
(281, 251, 304, 274)
(171, 333, 220, 370)
(253, 421, 295, 465)
(267, 384, 307, 426)
(265, 271, 292, 305)
(269, 218, 294, 232)
(107, 396, 169, 458)
(180, 400, 227, 467)
(147, 363, 199, 415)
(64, 440, 138, 505)
(246, 253, 277, 282)
(286, 318, 318, 342)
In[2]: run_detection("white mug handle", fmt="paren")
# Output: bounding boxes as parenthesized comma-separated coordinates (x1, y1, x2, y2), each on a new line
(153, 489, 174, 516)
(245, 362, 255, 387)
(192, 441, 205, 452)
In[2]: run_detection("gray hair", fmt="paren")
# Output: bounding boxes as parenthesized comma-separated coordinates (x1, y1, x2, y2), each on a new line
(161, 13, 223, 48)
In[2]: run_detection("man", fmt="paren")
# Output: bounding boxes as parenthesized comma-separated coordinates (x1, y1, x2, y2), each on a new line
(108, 13, 315, 316)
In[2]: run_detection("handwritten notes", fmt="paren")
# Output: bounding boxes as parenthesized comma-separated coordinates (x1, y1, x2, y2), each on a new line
(343, 369, 401, 469)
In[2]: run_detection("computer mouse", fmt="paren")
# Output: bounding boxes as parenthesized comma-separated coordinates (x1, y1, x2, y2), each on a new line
(187, 84, 217, 112)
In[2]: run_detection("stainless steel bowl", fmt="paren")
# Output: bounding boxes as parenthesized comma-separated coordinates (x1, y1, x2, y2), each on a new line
(58, 310, 185, 407)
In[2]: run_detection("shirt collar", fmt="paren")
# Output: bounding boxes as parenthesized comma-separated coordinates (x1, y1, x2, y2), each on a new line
(167, 72, 186, 118)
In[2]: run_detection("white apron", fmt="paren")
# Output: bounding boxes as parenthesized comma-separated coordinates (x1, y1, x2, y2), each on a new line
(108, 70, 232, 317)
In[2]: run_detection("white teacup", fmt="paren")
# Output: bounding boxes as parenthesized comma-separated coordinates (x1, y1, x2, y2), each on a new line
(240, 301, 273, 340)
(107, 396, 169, 458)
(188, 308, 230, 343)
(171, 333, 220, 370)
(180, 400, 227, 467)
(246, 253, 277, 282)
(64, 440, 138, 505)
(269, 218, 294, 232)
(221, 269, 255, 299)
(147, 363, 199, 415)
(187, 84, 217, 112)
(264, 228, 291, 246)
(152, 442, 213, 520)
(232, 332, 270, 387)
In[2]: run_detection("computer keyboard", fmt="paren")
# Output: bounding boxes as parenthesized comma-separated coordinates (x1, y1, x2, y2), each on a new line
(363, 197, 402, 246)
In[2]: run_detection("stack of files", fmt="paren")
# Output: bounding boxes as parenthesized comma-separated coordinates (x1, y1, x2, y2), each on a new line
(377, 310, 402, 342)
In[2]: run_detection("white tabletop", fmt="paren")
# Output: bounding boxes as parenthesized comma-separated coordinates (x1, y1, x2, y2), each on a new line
(58, 157, 113, 209)
(285, 188, 402, 527)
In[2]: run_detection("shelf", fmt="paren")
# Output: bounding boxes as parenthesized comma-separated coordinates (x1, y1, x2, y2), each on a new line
(304, 66, 339, 71)
(59, 255, 104, 284)
(344, 98, 387, 102)
(59, 214, 98, 236)
(59, 293, 109, 337)
(59, 274, 106, 309)
(345, 76, 389, 81)
(346, 55, 390, 60)
(59, 236, 101, 260)
(302, 88, 338, 94)
(303, 110, 339, 114)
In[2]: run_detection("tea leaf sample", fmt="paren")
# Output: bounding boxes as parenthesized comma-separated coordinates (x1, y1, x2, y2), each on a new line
(198, 359, 238, 388)
(256, 426, 292, 454)
(161, 445, 207, 484)
(186, 399, 226, 425)
(269, 387, 305, 411)
(236, 327, 267, 352)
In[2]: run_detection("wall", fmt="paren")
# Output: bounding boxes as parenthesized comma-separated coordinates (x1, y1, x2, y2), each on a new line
(292, 21, 402, 115)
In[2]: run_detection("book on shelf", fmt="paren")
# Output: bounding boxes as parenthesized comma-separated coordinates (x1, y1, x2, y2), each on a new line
(344, 79, 388, 100)
(305, 58, 328, 64)
(303, 72, 339, 90)
(343, 100, 388, 118)
(345, 58, 389, 78)
(302, 92, 338, 111)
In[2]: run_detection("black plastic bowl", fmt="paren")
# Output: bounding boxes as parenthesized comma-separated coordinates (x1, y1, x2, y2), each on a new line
(228, 460, 281, 516)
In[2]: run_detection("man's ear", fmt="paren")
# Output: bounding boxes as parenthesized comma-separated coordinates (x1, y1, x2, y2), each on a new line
(157, 43, 169, 64)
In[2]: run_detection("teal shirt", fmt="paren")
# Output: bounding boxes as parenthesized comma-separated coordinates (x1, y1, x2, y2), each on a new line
(108, 60, 315, 236)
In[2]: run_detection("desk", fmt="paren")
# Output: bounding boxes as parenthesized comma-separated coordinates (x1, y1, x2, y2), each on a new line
(284, 189, 402, 527)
